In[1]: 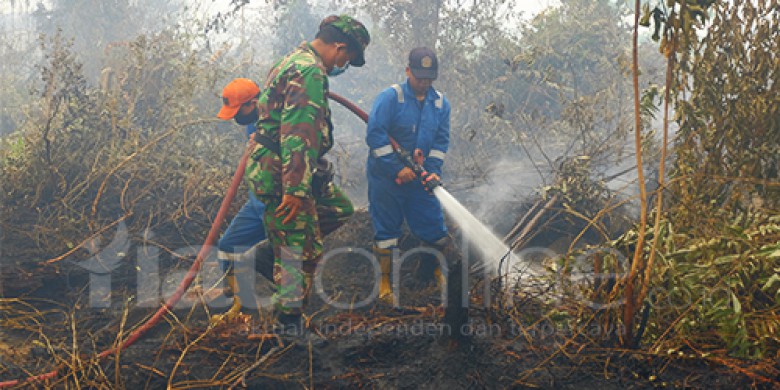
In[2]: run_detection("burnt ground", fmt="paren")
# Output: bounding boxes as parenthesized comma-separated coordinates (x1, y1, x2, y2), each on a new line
(0, 209, 772, 389)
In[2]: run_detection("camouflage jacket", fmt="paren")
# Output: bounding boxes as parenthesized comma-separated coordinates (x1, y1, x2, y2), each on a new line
(246, 42, 334, 199)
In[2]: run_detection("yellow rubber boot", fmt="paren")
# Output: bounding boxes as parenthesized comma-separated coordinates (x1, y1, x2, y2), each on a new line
(434, 266, 446, 292)
(375, 247, 393, 305)
(210, 270, 244, 326)
(225, 273, 242, 317)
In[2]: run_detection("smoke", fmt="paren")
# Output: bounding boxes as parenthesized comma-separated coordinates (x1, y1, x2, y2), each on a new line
(470, 159, 548, 220)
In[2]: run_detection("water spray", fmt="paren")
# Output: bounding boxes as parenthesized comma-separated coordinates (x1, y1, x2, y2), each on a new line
(327, 92, 536, 278)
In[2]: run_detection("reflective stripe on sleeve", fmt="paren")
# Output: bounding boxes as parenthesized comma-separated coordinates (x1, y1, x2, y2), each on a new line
(428, 149, 446, 161)
(372, 144, 394, 158)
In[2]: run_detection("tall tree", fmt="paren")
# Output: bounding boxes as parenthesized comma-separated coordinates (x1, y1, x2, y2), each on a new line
(270, 0, 319, 57)
(31, 0, 180, 80)
(669, 0, 779, 222)
(358, 0, 442, 48)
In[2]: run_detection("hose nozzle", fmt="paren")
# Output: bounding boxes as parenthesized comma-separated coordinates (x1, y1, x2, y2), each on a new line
(421, 171, 441, 192)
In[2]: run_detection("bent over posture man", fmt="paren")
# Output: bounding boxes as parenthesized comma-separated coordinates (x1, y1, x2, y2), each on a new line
(212, 78, 272, 322)
(245, 15, 370, 329)
(366, 47, 467, 336)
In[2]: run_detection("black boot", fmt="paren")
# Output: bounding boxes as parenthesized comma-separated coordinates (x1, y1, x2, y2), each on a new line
(436, 237, 469, 342)
(253, 239, 275, 283)
(275, 312, 304, 335)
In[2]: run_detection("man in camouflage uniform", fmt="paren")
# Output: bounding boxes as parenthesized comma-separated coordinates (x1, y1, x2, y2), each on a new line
(245, 15, 370, 329)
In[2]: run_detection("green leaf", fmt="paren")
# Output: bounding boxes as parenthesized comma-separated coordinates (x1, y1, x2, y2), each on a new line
(730, 292, 742, 314)
(761, 274, 780, 291)
(640, 3, 652, 27)
(715, 254, 739, 264)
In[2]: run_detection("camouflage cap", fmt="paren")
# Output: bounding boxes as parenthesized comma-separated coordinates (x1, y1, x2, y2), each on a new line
(320, 14, 370, 67)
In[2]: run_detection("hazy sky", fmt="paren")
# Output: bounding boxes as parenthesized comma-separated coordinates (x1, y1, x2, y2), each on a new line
(1, 0, 561, 20)
(499, 0, 561, 19)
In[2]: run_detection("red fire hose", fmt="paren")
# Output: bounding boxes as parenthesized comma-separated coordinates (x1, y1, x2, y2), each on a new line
(0, 93, 367, 387)
(327, 92, 368, 122)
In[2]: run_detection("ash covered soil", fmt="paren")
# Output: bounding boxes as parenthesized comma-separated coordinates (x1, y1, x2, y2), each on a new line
(0, 209, 760, 389)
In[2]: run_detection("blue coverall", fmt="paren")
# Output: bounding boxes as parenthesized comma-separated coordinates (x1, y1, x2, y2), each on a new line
(366, 81, 451, 249)
(217, 125, 267, 269)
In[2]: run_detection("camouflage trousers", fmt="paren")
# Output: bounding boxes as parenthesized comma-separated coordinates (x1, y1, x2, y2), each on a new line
(258, 182, 354, 315)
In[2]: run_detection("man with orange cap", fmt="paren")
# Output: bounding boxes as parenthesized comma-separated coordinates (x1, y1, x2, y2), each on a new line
(213, 78, 272, 322)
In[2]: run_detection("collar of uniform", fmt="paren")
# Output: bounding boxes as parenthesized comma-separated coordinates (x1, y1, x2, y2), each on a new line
(302, 41, 325, 67)
(402, 79, 437, 101)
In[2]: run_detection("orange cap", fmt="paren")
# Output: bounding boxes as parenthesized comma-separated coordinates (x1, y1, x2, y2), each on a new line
(216, 78, 260, 120)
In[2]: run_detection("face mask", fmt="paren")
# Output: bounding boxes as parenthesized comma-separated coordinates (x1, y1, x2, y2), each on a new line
(328, 61, 350, 77)
(233, 108, 259, 126)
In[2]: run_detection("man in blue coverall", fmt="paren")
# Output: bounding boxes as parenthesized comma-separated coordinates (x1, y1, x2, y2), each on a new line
(366, 47, 454, 306)
(213, 78, 271, 321)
